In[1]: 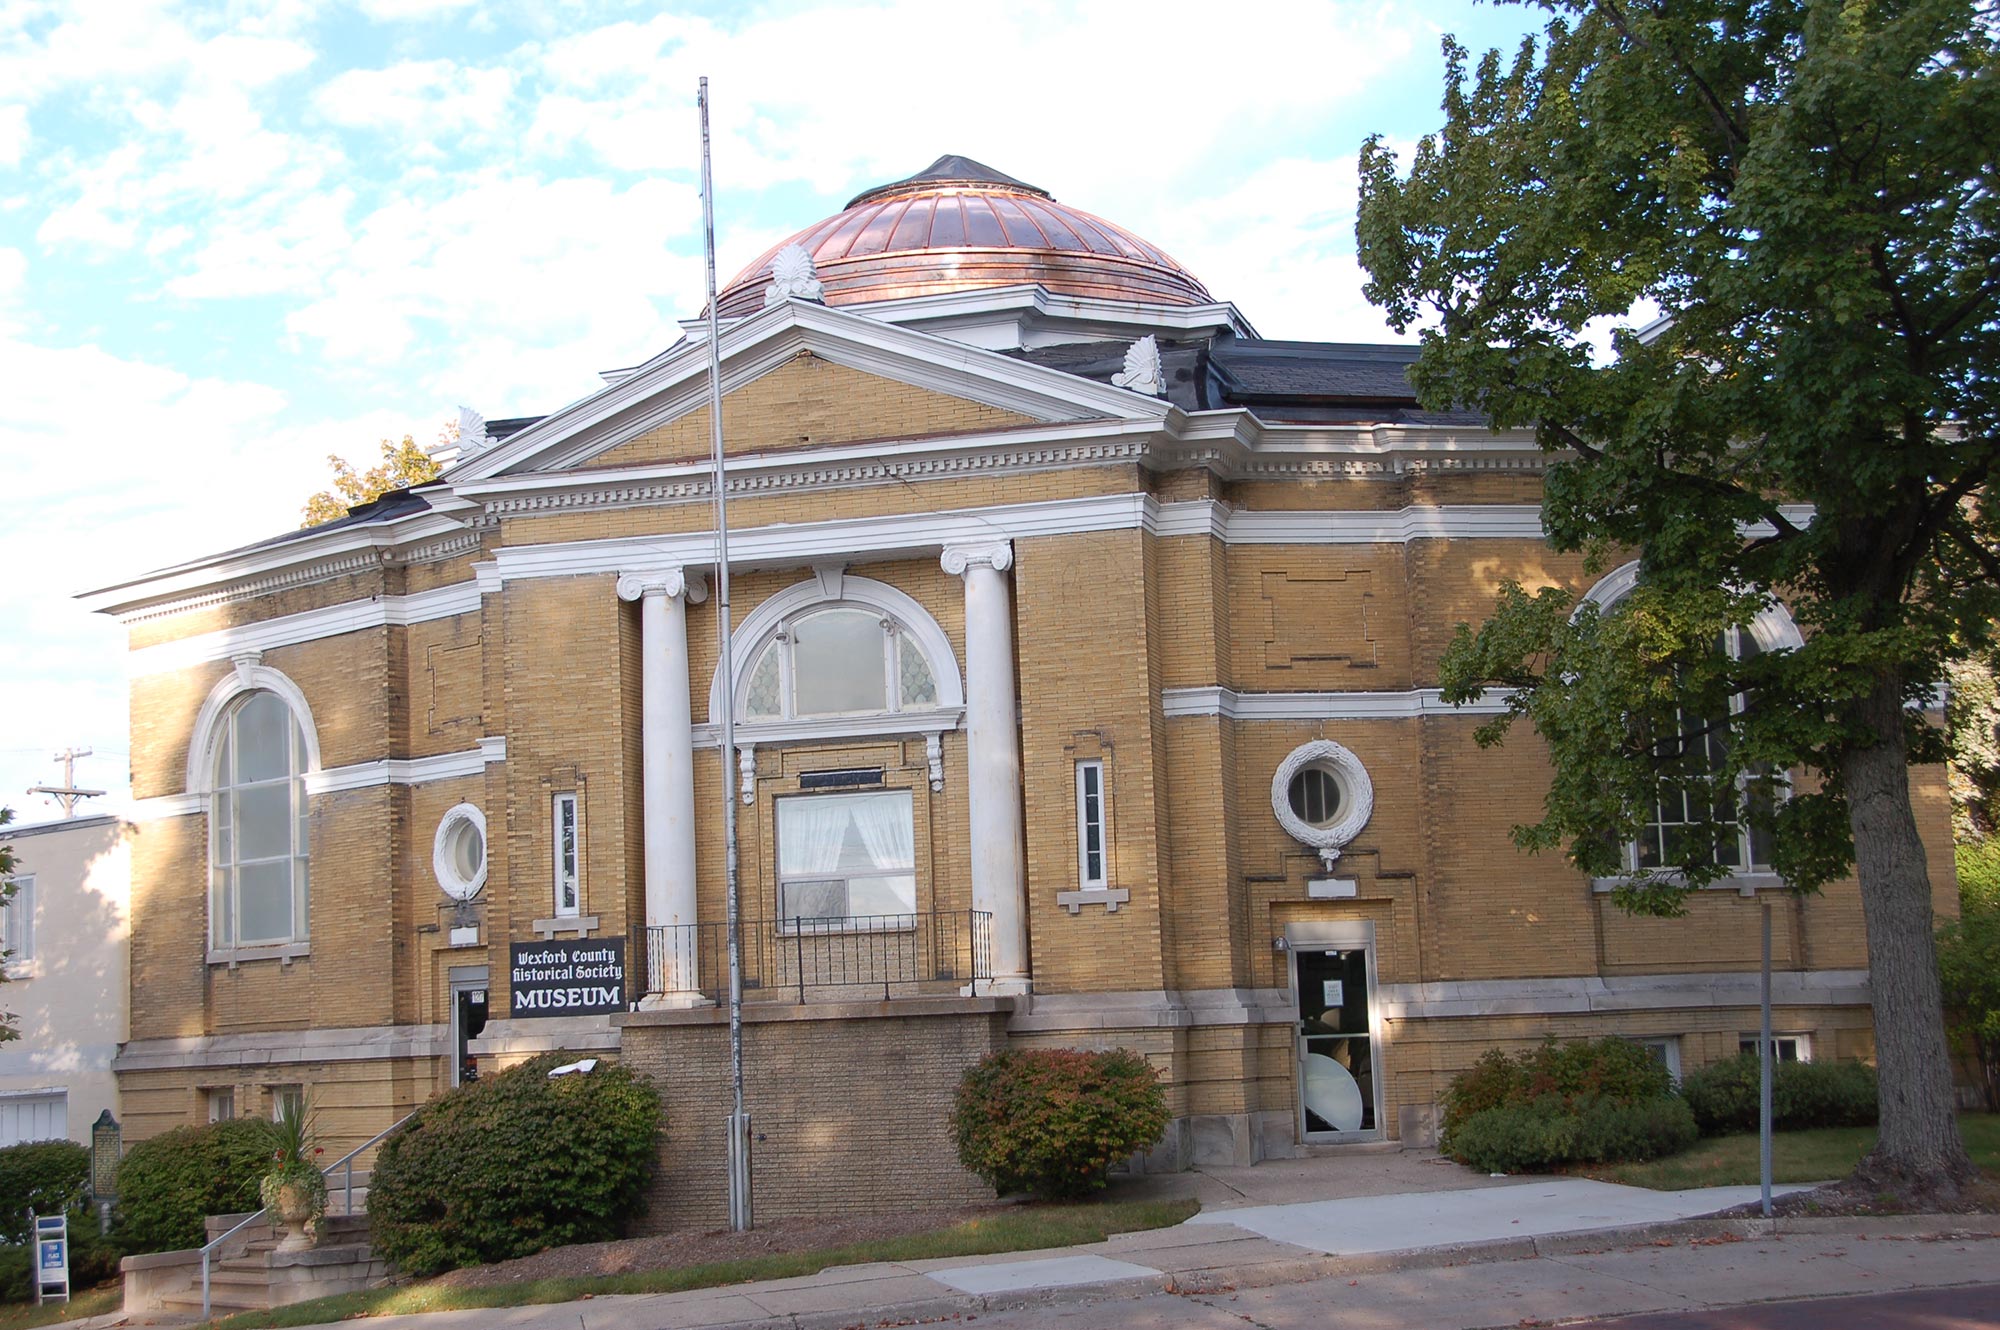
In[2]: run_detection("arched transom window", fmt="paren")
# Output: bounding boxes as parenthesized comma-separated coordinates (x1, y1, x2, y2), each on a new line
(210, 691, 310, 948)
(743, 606, 939, 721)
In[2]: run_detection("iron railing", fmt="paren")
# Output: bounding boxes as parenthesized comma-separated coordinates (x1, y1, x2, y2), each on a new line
(646, 909, 993, 1004)
(197, 1107, 418, 1319)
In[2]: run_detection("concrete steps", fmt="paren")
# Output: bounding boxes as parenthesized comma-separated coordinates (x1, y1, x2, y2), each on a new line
(124, 1212, 389, 1317)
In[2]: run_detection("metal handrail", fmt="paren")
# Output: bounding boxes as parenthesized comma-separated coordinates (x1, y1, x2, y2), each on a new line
(197, 1107, 419, 1319)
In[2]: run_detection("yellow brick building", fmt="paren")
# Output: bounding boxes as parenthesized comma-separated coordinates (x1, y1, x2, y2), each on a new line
(87, 157, 1955, 1214)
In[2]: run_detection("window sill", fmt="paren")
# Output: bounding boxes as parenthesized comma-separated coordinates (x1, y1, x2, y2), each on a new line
(207, 942, 311, 968)
(1056, 887, 1130, 915)
(533, 915, 600, 938)
(1591, 872, 1784, 898)
(2, 962, 38, 980)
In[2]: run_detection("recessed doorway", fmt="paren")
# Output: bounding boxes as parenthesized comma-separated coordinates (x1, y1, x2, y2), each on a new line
(1290, 931, 1384, 1143)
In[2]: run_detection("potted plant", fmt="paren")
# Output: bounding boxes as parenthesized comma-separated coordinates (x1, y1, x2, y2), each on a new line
(260, 1097, 328, 1251)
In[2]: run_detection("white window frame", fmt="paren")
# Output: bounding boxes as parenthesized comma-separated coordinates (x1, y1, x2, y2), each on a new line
(774, 788, 918, 932)
(553, 792, 581, 919)
(2, 873, 34, 976)
(744, 605, 940, 723)
(268, 1084, 304, 1123)
(1075, 760, 1107, 890)
(1633, 1035, 1683, 1085)
(1740, 1033, 1812, 1063)
(0, 1088, 68, 1148)
(209, 691, 312, 957)
(205, 1087, 236, 1123)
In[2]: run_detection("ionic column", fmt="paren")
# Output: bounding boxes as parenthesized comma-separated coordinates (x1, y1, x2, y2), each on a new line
(942, 540, 1029, 991)
(617, 565, 708, 1005)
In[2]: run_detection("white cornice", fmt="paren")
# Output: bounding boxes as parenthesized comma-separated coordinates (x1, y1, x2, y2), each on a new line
(127, 581, 482, 678)
(693, 708, 964, 749)
(134, 741, 504, 816)
(1160, 687, 1517, 720)
(452, 299, 1169, 482)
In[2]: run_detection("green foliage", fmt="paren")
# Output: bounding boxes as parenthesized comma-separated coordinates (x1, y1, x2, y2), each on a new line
(1356, 0, 1996, 1183)
(951, 1048, 1171, 1200)
(1939, 894, 2000, 1110)
(258, 1096, 327, 1220)
(1947, 656, 2000, 839)
(1958, 840, 2000, 913)
(0, 1140, 89, 1243)
(1439, 1038, 1672, 1146)
(1448, 1095, 1699, 1174)
(300, 433, 443, 527)
(367, 1053, 663, 1276)
(114, 1119, 276, 1255)
(1677, 1053, 1879, 1135)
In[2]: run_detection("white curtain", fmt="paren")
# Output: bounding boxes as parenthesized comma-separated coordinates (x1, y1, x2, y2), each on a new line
(849, 790, 914, 871)
(777, 797, 850, 875)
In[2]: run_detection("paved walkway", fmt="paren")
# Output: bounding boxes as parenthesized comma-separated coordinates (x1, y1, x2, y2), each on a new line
(85, 1155, 1998, 1330)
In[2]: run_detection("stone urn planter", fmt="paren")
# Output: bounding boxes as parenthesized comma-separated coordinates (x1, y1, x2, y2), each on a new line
(261, 1094, 327, 1253)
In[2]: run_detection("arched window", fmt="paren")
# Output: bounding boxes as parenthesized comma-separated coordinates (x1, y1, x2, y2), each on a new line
(1582, 563, 1795, 877)
(210, 691, 310, 948)
(741, 606, 940, 721)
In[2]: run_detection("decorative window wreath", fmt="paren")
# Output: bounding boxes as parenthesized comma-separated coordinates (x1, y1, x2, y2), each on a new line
(1270, 740, 1375, 871)
(433, 803, 489, 901)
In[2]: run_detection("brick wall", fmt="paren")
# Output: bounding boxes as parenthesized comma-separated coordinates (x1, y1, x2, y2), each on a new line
(618, 999, 1008, 1229)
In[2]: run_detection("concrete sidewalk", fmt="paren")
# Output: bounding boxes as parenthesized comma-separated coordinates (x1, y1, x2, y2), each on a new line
(104, 1168, 2000, 1330)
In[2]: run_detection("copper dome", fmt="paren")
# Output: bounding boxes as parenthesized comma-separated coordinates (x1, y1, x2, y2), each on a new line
(715, 155, 1213, 317)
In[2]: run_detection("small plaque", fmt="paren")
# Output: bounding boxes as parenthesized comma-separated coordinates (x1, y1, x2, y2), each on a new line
(799, 768, 884, 790)
(1307, 877, 1358, 899)
(1323, 979, 1344, 1007)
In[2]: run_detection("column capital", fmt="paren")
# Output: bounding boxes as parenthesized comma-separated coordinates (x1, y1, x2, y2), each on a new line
(617, 566, 709, 604)
(941, 540, 1013, 577)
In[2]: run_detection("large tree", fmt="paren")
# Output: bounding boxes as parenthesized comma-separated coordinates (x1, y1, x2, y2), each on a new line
(1357, 0, 1997, 1198)
(301, 433, 444, 528)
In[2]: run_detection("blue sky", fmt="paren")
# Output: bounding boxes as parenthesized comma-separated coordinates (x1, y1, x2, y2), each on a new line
(0, 0, 1545, 822)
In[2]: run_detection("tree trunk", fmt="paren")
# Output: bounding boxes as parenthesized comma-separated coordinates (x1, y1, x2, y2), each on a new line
(1842, 674, 1977, 1195)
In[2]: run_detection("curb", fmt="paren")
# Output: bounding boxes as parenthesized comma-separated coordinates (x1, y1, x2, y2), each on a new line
(591, 1213, 2000, 1330)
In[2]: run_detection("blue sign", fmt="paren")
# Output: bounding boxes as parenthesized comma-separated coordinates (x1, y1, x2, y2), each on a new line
(39, 1239, 65, 1271)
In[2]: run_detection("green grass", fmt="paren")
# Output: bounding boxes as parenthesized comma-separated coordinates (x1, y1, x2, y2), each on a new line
(209, 1195, 1199, 1328)
(1585, 1113, 2000, 1190)
(0, 1285, 121, 1329)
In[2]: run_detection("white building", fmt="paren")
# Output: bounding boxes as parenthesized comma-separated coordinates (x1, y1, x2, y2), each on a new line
(1, 814, 130, 1147)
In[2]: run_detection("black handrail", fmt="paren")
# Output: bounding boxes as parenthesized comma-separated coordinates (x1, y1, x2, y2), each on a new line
(645, 909, 992, 1004)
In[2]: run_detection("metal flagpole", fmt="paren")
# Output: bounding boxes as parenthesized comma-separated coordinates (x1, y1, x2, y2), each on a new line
(1759, 902, 1773, 1219)
(698, 75, 752, 1233)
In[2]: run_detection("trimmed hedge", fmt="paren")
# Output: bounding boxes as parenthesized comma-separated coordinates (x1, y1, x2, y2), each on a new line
(1440, 1038, 1673, 1146)
(0, 1139, 90, 1242)
(1449, 1095, 1699, 1174)
(1678, 1053, 1878, 1135)
(367, 1053, 664, 1276)
(951, 1048, 1170, 1200)
(114, 1118, 276, 1255)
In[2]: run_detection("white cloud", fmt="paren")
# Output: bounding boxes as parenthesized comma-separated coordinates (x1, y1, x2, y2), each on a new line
(354, 0, 483, 18)
(0, 102, 26, 166)
(314, 59, 514, 136)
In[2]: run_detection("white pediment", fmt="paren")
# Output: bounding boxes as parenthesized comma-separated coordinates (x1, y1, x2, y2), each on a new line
(449, 298, 1173, 482)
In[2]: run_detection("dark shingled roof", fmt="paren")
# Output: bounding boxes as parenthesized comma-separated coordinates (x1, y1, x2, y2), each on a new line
(847, 154, 1049, 208)
(1008, 334, 1484, 425)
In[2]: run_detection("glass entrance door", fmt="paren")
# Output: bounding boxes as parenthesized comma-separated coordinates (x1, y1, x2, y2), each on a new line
(1295, 946, 1378, 1138)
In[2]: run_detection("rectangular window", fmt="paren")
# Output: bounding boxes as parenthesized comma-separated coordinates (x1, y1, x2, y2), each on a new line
(269, 1084, 304, 1123)
(553, 793, 580, 918)
(776, 789, 915, 928)
(206, 1088, 236, 1123)
(1634, 1036, 1683, 1084)
(1075, 761, 1106, 889)
(1740, 1034, 1811, 1063)
(2, 874, 33, 971)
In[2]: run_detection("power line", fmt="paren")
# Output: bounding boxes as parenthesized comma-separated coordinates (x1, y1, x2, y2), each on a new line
(26, 748, 106, 818)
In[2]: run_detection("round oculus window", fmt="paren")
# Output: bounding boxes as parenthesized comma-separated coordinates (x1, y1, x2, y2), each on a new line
(433, 803, 489, 901)
(1287, 766, 1343, 828)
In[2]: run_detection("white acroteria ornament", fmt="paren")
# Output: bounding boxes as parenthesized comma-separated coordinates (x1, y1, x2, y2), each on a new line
(1111, 334, 1165, 396)
(455, 405, 491, 457)
(764, 242, 827, 306)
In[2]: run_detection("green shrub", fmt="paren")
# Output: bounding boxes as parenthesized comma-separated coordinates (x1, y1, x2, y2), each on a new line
(0, 1139, 90, 1242)
(1447, 1095, 1699, 1173)
(1679, 1053, 1878, 1134)
(1959, 839, 2000, 913)
(114, 1119, 276, 1255)
(951, 1048, 1170, 1200)
(1439, 1038, 1672, 1151)
(368, 1053, 663, 1276)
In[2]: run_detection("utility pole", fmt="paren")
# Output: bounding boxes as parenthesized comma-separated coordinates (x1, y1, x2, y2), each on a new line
(27, 748, 105, 818)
